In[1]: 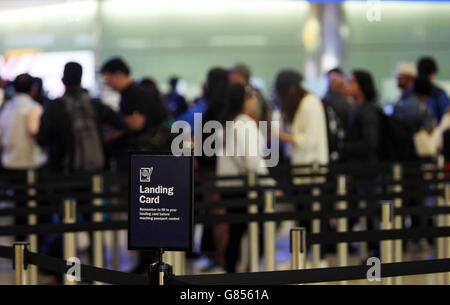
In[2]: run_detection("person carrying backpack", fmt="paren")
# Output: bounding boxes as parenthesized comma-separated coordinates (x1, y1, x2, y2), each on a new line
(38, 62, 128, 173)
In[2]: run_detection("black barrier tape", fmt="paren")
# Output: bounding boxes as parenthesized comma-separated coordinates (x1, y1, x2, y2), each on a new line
(0, 221, 128, 236)
(307, 226, 450, 245)
(1, 219, 450, 247)
(0, 192, 127, 202)
(170, 258, 450, 285)
(24, 250, 147, 285)
(0, 245, 12, 259)
(195, 205, 450, 225)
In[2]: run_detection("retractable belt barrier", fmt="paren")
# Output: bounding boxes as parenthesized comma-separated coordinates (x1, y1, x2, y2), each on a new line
(1, 244, 450, 285)
(0, 245, 147, 285)
(170, 258, 450, 285)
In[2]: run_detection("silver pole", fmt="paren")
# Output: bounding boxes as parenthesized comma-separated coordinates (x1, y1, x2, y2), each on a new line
(381, 201, 393, 285)
(311, 163, 321, 268)
(247, 172, 259, 272)
(63, 199, 77, 285)
(290, 227, 306, 271)
(26, 170, 38, 285)
(337, 175, 348, 285)
(436, 155, 445, 285)
(358, 200, 368, 259)
(13, 242, 29, 285)
(172, 252, 185, 275)
(392, 163, 403, 285)
(445, 184, 450, 285)
(92, 174, 104, 285)
(264, 190, 276, 271)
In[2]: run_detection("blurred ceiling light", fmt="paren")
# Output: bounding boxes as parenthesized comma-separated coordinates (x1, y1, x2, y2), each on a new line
(302, 16, 320, 53)
(103, 0, 304, 14)
(0, 0, 97, 24)
(321, 52, 339, 74)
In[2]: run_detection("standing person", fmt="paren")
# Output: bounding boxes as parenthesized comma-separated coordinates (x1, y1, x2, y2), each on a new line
(275, 69, 329, 167)
(323, 68, 353, 128)
(165, 76, 188, 118)
(341, 70, 380, 163)
(37, 62, 127, 282)
(322, 68, 353, 163)
(394, 77, 435, 133)
(100, 57, 169, 166)
(229, 62, 268, 122)
(38, 62, 127, 172)
(0, 73, 46, 241)
(176, 67, 229, 269)
(274, 69, 329, 263)
(417, 56, 450, 123)
(342, 69, 381, 258)
(216, 83, 275, 273)
(395, 61, 417, 105)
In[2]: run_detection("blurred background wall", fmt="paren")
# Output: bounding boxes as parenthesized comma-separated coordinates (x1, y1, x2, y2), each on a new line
(0, 0, 449, 103)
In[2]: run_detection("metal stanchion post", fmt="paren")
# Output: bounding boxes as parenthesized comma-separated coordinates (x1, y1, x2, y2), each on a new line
(247, 172, 259, 272)
(264, 190, 276, 271)
(311, 163, 321, 268)
(26, 170, 38, 285)
(436, 155, 445, 285)
(92, 174, 104, 285)
(173, 251, 185, 276)
(64, 199, 77, 285)
(381, 201, 393, 285)
(337, 175, 348, 285)
(149, 249, 173, 285)
(290, 227, 306, 271)
(13, 242, 29, 285)
(358, 200, 368, 260)
(445, 184, 450, 285)
(392, 163, 403, 285)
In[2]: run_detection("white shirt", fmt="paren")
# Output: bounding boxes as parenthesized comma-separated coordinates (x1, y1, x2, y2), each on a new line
(289, 93, 329, 166)
(216, 113, 275, 187)
(0, 93, 46, 169)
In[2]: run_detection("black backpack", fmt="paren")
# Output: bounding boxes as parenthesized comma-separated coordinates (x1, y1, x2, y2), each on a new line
(377, 109, 417, 162)
(322, 102, 345, 162)
(64, 93, 105, 172)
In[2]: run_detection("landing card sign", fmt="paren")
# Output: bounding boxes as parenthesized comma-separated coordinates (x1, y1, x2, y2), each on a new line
(128, 153, 193, 251)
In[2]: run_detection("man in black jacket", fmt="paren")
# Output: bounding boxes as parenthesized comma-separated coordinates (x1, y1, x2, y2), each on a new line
(342, 70, 380, 163)
(37, 62, 128, 172)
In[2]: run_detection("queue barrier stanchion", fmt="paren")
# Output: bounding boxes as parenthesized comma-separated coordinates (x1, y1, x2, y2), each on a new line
(436, 155, 445, 285)
(149, 249, 173, 286)
(13, 242, 29, 285)
(445, 184, 450, 285)
(264, 190, 276, 271)
(63, 199, 77, 285)
(337, 175, 348, 285)
(311, 163, 321, 268)
(358, 200, 369, 260)
(92, 174, 104, 285)
(26, 170, 38, 285)
(173, 252, 185, 276)
(392, 163, 403, 285)
(247, 172, 259, 272)
(290, 227, 306, 272)
(381, 201, 394, 285)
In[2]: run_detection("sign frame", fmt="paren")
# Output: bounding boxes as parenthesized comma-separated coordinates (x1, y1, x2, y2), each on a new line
(127, 151, 194, 252)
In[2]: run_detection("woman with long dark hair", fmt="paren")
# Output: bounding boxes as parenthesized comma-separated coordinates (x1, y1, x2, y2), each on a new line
(216, 83, 275, 273)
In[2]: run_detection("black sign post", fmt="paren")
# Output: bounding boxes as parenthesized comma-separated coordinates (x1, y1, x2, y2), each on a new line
(128, 152, 193, 285)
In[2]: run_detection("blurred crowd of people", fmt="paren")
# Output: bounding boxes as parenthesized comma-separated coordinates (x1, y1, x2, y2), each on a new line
(0, 55, 449, 275)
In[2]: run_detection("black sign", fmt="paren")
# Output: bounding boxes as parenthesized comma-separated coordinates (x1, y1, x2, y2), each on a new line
(128, 153, 193, 251)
